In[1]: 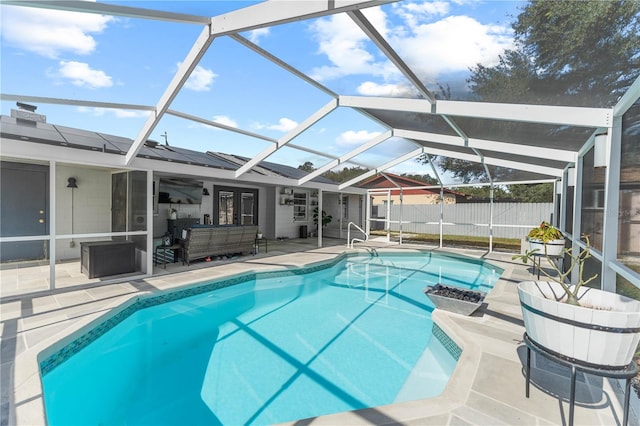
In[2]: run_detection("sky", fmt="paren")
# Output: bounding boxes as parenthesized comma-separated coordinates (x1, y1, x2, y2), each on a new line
(0, 0, 523, 178)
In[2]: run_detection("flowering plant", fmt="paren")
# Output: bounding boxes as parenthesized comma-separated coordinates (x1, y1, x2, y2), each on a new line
(527, 221, 563, 243)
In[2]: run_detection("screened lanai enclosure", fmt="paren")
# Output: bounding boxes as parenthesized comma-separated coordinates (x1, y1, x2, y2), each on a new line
(0, 0, 639, 299)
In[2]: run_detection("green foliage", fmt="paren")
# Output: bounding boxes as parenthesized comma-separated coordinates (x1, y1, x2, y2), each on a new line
(444, 184, 552, 203)
(312, 208, 332, 227)
(513, 236, 598, 306)
(439, 1, 640, 186)
(324, 166, 368, 184)
(369, 230, 522, 251)
(296, 162, 367, 184)
(399, 173, 439, 185)
(512, 0, 640, 106)
(526, 221, 563, 242)
(506, 183, 554, 203)
(470, 0, 640, 105)
(298, 161, 315, 172)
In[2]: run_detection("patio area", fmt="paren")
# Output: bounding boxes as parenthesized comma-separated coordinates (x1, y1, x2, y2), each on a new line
(1, 240, 635, 425)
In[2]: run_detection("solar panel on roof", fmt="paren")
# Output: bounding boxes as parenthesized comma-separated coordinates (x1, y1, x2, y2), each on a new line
(169, 146, 239, 169)
(0, 116, 67, 144)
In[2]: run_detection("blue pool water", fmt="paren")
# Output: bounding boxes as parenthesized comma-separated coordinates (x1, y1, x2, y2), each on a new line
(41, 252, 502, 425)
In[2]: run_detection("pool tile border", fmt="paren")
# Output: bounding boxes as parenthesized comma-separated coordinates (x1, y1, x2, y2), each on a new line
(432, 322, 462, 361)
(39, 250, 481, 376)
(39, 257, 344, 376)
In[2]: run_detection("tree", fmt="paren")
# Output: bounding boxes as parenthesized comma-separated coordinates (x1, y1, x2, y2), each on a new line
(507, 183, 554, 203)
(298, 161, 315, 172)
(470, 0, 640, 106)
(297, 162, 369, 184)
(399, 173, 438, 185)
(432, 1, 639, 197)
(324, 166, 368, 184)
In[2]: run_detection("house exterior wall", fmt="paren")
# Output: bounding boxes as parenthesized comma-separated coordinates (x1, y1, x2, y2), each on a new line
(275, 186, 317, 239)
(370, 193, 456, 205)
(55, 164, 112, 261)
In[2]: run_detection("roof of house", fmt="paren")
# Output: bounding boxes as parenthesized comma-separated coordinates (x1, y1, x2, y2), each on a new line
(0, 115, 336, 185)
(358, 173, 462, 196)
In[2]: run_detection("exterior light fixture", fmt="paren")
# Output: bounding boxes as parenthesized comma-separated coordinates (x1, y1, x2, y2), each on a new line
(203, 187, 210, 196)
(593, 133, 608, 168)
(67, 177, 78, 188)
(67, 177, 78, 247)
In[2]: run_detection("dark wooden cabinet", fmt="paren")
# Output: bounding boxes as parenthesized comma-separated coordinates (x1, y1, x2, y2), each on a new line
(81, 240, 136, 278)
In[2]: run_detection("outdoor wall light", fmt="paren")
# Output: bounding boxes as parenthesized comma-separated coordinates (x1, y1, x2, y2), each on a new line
(67, 177, 78, 247)
(202, 187, 210, 196)
(593, 133, 608, 168)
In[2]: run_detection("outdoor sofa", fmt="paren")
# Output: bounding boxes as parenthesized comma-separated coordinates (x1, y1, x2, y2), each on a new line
(181, 224, 258, 265)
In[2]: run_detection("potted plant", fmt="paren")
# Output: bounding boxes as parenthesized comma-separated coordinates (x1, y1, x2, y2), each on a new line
(514, 236, 640, 367)
(313, 208, 332, 228)
(256, 229, 263, 239)
(526, 221, 565, 256)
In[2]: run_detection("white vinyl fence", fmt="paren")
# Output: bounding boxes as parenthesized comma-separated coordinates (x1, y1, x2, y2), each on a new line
(371, 203, 553, 240)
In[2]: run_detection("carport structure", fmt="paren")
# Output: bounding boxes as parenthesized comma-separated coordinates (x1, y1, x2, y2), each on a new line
(1, 0, 639, 295)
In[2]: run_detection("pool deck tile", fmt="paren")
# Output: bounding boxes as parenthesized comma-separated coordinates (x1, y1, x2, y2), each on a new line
(1, 242, 637, 426)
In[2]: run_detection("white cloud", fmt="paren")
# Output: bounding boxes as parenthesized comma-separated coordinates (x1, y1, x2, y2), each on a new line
(253, 118, 298, 132)
(393, 1, 450, 27)
(308, 2, 513, 86)
(1, 5, 114, 59)
(212, 115, 238, 128)
(337, 130, 382, 146)
(270, 118, 298, 132)
(309, 13, 389, 81)
(183, 65, 217, 91)
(57, 61, 113, 88)
(247, 28, 270, 44)
(394, 15, 513, 79)
(357, 81, 417, 97)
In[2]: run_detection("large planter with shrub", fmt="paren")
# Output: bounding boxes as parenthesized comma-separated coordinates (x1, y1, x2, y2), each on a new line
(518, 280, 640, 367)
(526, 222, 565, 256)
(528, 238, 565, 257)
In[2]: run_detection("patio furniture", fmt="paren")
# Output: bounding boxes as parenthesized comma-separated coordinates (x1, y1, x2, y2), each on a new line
(182, 225, 258, 265)
(254, 237, 267, 254)
(81, 240, 136, 278)
(523, 333, 637, 426)
(154, 243, 183, 268)
(531, 252, 564, 279)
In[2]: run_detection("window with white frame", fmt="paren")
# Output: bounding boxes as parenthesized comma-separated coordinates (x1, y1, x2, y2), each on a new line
(293, 191, 308, 221)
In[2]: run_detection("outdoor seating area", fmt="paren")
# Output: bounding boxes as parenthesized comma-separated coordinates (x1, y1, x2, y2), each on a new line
(1, 0, 639, 425)
(182, 225, 258, 265)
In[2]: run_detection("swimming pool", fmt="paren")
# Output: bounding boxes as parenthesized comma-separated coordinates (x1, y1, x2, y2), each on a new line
(40, 251, 502, 425)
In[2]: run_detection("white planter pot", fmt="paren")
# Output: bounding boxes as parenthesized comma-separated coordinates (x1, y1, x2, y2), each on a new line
(528, 238, 565, 257)
(518, 280, 640, 367)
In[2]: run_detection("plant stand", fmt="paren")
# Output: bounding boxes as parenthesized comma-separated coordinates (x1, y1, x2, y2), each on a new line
(531, 253, 564, 279)
(518, 281, 640, 367)
(523, 333, 637, 426)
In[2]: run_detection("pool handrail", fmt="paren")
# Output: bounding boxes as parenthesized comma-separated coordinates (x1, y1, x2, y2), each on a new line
(347, 222, 368, 249)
